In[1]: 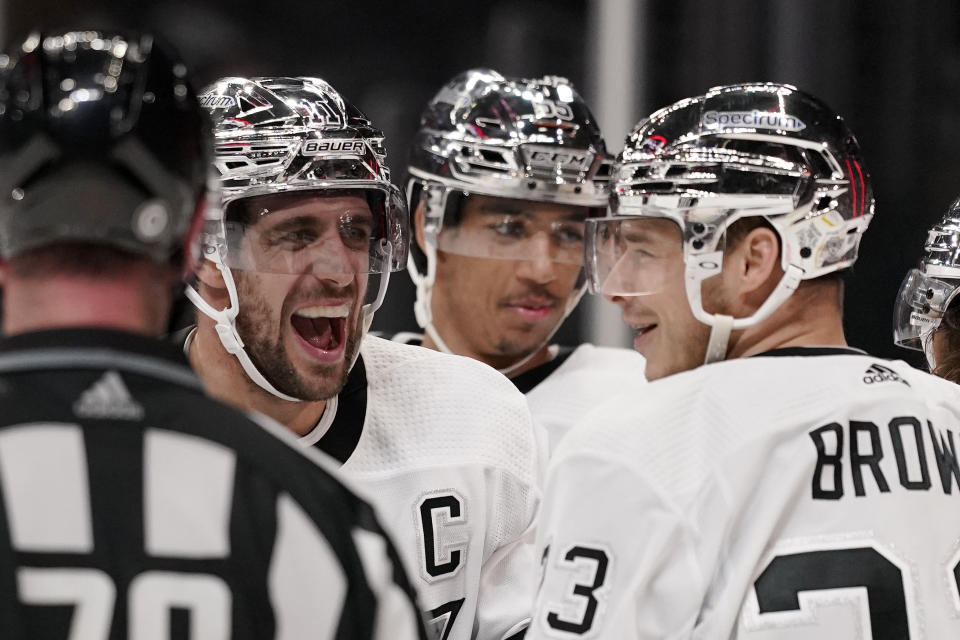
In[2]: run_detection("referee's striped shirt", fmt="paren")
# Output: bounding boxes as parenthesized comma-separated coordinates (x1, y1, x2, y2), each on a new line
(0, 328, 426, 640)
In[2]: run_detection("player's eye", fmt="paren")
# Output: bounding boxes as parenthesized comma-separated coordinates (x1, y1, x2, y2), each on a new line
(551, 223, 585, 246)
(269, 229, 318, 250)
(338, 218, 373, 250)
(489, 218, 528, 240)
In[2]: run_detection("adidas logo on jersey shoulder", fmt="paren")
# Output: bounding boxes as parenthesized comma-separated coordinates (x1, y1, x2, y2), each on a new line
(862, 363, 909, 387)
(73, 370, 145, 420)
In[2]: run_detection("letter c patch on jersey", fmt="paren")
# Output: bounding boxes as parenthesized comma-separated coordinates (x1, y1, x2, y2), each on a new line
(415, 491, 467, 582)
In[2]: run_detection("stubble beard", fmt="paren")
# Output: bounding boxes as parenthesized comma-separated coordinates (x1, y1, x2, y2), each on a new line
(234, 279, 363, 401)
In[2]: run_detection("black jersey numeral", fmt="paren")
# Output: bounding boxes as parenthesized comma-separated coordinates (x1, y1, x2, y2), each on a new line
(754, 547, 909, 639)
(418, 493, 465, 579)
(427, 597, 465, 640)
(545, 545, 609, 635)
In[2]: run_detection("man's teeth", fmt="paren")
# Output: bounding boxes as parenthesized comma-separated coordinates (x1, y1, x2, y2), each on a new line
(294, 304, 349, 319)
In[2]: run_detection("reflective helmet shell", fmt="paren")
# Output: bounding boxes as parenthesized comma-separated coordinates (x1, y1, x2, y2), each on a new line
(0, 30, 211, 262)
(198, 76, 406, 273)
(894, 198, 960, 366)
(613, 82, 873, 283)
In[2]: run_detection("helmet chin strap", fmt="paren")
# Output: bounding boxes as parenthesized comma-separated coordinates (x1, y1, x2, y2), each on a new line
(409, 238, 584, 376)
(409, 240, 458, 355)
(186, 241, 395, 403)
(686, 255, 804, 365)
(185, 263, 301, 402)
(923, 332, 938, 371)
(704, 315, 735, 364)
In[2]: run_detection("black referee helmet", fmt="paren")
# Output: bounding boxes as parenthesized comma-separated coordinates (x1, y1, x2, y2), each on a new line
(0, 30, 211, 263)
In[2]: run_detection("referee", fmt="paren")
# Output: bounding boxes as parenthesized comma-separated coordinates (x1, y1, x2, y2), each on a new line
(0, 30, 426, 640)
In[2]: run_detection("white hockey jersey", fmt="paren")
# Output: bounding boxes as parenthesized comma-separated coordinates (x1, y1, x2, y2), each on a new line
(529, 347, 960, 640)
(302, 335, 545, 640)
(384, 333, 647, 456)
(521, 344, 646, 455)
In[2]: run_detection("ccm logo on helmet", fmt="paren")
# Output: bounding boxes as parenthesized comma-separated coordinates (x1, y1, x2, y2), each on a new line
(302, 140, 367, 155)
(525, 149, 592, 171)
(702, 110, 806, 132)
(199, 94, 236, 109)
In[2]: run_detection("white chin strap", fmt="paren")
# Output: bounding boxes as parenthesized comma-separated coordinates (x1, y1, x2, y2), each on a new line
(409, 239, 583, 376)
(186, 242, 393, 402)
(686, 251, 805, 364)
(185, 262, 301, 402)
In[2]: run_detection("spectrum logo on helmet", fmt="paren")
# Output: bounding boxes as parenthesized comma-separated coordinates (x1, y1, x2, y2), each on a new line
(199, 94, 236, 109)
(702, 110, 806, 132)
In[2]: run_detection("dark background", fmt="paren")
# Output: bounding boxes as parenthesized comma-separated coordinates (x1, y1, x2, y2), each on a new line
(8, 0, 959, 364)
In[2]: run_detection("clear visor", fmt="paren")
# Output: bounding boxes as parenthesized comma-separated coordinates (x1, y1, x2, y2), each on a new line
(435, 193, 601, 266)
(214, 186, 407, 276)
(584, 216, 684, 296)
(893, 268, 959, 351)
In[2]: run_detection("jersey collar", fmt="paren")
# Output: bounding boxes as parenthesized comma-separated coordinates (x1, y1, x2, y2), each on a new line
(510, 345, 576, 394)
(749, 345, 868, 358)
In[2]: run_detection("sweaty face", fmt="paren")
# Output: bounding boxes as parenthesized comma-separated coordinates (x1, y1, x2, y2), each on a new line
(230, 193, 372, 400)
(601, 217, 723, 381)
(429, 194, 590, 368)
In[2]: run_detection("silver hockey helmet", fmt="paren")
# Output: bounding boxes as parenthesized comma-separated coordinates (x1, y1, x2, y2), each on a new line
(186, 76, 408, 401)
(586, 83, 874, 362)
(407, 69, 611, 368)
(894, 198, 960, 368)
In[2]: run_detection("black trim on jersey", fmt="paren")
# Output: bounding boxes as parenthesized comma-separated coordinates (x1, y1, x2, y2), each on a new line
(169, 325, 369, 467)
(315, 355, 367, 464)
(510, 346, 576, 394)
(749, 346, 868, 359)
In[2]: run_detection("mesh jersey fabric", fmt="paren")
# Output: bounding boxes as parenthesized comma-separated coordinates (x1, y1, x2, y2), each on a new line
(315, 335, 545, 640)
(529, 349, 960, 639)
(381, 333, 648, 456)
(523, 344, 646, 455)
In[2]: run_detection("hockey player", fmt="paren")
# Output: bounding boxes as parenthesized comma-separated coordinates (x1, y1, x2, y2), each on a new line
(894, 197, 960, 383)
(0, 31, 425, 639)
(529, 83, 960, 638)
(404, 69, 646, 453)
(187, 76, 542, 640)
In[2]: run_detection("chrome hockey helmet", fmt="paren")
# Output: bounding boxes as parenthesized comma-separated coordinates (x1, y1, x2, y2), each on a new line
(894, 198, 960, 368)
(407, 68, 611, 368)
(586, 82, 874, 363)
(187, 76, 407, 401)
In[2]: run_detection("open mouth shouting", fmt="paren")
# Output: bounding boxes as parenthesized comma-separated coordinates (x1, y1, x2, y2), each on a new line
(290, 303, 350, 362)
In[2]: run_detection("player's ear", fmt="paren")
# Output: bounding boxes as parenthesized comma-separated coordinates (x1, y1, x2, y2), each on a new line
(414, 201, 427, 254)
(181, 199, 208, 281)
(728, 226, 782, 298)
(194, 258, 227, 291)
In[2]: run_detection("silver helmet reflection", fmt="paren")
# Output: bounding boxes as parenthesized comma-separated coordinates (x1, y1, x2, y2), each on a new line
(186, 76, 408, 401)
(894, 198, 960, 368)
(407, 69, 611, 369)
(586, 82, 874, 363)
